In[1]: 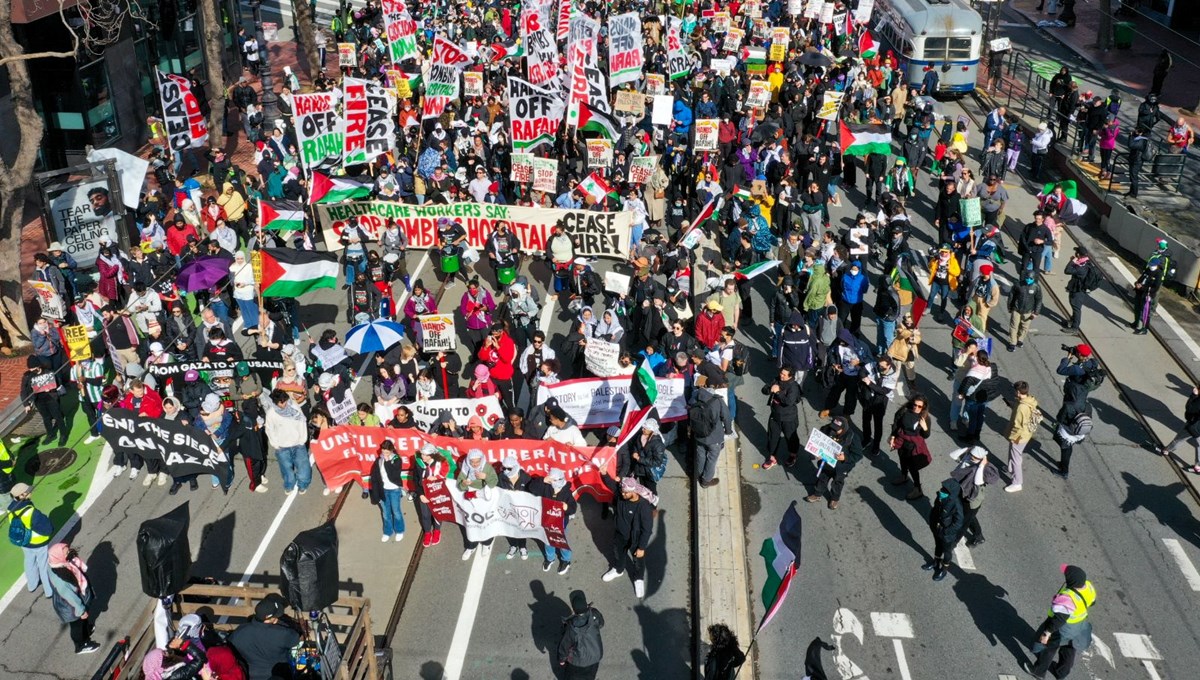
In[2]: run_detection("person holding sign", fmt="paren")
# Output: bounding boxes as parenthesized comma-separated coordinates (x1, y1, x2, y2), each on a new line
(804, 417, 863, 510)
(20, 357, 68, 448)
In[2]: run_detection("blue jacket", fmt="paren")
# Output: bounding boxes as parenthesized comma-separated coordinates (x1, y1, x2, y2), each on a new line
(672, 100, 693, 134)
(840, 267, 870, 305)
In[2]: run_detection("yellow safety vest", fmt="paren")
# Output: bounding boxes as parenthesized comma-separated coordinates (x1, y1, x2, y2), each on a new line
(1049, 581, 1096, 624)
(10, 505, 50, 547)
(0, 440, 12, 474)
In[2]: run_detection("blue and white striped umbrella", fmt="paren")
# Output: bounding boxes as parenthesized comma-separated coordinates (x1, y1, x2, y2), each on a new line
(343, 319, 407, 354)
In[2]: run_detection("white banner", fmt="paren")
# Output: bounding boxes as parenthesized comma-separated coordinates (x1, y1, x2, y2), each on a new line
(423, 35, 471, 120)
(666, 18, 688, 81)
(536, 376, 688, 428)
(522, 4, 559, 86)
(342, 78, 396, 166)
(408, 394, 504, 431)
(509, 75, 567, 151)
(583, 338, 621, 376)
(443, 482, 569, 549)
(293, 92, 342, 170)
(156, 70, 208, 152)
(854, 0, 875, 24)
(382, 1, 418, 64)
(608, 12, 644, 88)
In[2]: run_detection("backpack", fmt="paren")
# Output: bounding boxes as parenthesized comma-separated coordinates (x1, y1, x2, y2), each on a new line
(1068, 413, 1094, 438)
(1081, 263, 1103, 292)
(8, 507, 32, 547)
(1079, 364, 1106, 392)
(562, 610, 604, 667)
(729, 342, 750, 376)
(688, 394, 719, 438)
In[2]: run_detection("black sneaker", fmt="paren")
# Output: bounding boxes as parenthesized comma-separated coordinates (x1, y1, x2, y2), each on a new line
(557, 561, 571, 575)
(189, 479, 199, 491)
(169, 483, 182, 496)
(542, 559, 555, 572)
(76, 641, 100, 654)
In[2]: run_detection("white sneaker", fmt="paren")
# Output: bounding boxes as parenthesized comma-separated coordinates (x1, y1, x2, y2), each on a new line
(602, 568, 624, 582)
(111, 465, 125, 478)
(480, 544, 492, 558)
(520, 548, 529, 560)
(157, 473, 169, 487)
(381, 534, 390, 543)
(394, 533, 404, 542)
(142, 472, 154, 487)
(84, 435, 100, 444)
(211, 480, 220, 489)
(461, 548, 475, 561)
(634, 579, 645, 598)
(254, 485, 269, 493)
(260, 476, 268, 485)
(506, 546, 518, 560)
(323, 487, 331, 496)
(129, 468, 140, 480)
(1005, 484, 1022, 493)
(288, 488, 298, 496)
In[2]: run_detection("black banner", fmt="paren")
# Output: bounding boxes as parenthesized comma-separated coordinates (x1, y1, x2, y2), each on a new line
(145, 360, 285, 383)
(100, 408, 227, 477)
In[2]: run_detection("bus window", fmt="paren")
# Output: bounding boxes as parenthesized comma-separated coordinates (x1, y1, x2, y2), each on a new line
(924, 37, 948, 59)
(902, 40, 914, 57)
(948, 38, 973, 60)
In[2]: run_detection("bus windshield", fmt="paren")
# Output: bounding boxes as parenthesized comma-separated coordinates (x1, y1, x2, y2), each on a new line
(921, 36, 974, 61)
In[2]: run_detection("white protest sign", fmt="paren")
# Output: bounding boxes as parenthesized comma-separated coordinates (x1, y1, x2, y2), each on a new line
(604, 271, 631, 296)
(536, 376, 689, 427)
(805, 427, 843, 467)
(419, 314, 457, 352)
(532, 157, 559, 193)
(584, 338, 622, 376)
(652, 94, 674, 126)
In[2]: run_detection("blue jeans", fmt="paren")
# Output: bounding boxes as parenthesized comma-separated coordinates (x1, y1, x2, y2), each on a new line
(235, 297, 259, 330)
(275, 444, 312, 491)
(1041, 247, 1055, 274)
(208, 298, 232, 327)
(929, 282, 952, 313)
(381, 488, 406, 536)
(728, 387, 738, 425)
(345, 257, 366, 286)
(24, 544, 52, 597)
(964, 400, 987, 439)
(773, 322, 784, 357)
(876, 318, 896, 356)
(544, 518, 572, 563)
(210, 453, 233, 489)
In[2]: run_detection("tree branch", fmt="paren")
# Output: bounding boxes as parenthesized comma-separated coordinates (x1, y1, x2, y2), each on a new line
(0, 50, 77, 68)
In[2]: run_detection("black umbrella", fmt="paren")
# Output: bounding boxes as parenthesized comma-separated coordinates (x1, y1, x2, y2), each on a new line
(797, 51, 836, 68)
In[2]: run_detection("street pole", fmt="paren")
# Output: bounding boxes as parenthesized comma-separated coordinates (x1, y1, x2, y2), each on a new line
(250, 0, 280, 127)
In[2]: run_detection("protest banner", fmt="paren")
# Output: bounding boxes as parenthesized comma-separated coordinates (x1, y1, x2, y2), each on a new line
(849, 226, 870, 256)
(645, 73, 665, 95)
(310, 425, 619, 501)
(805, 427, 843, 467)
(771, 27, 791, 62)
(804, 0, 821, 19)
(770, 42, 786, 62)
(427, 480, 570, 550)
(27, 280, 65, 320)
(463, 71, 484, 97)
(408, 394, 502, 431)
(100, 408, 227, 477)
(293, 92, 343, 170)
(557, 0, 572, 40)
(45, 177, 119, 268)
(586, 138, 613, 168)
(608, 12, 644, 87)
(317, 200, 635, 258)
(748, 81, 771, 109)
(615, 90, 646, 117)
(536, 376, 688, 428)
(584, 338, 622, 376)
(604, 271, 631, 296)
(418, 314, 457, 352)
(710, 57, 734, 76)
(382, 1, 418, 64)
(156, 70, 208, 152)
(724, 27, 745, 53)
(652, 94, 674, 126)
(145, 359, 285, 383)
(960, 197, 983, 228)
(569, 11, 602, 61)
(746, 0, 762, 16)
(712, 11, 731, 32)
(854, 0, 875, 23)
(262, 22, 278, 41)
(788, 0, 804, 13)
(341, 77, 369, 165)
(532, 157, 559, 193)
(666, 18, 689, 81)
(423, 35, 471, 119)
(820, 0, 836, 23)
(817, 91, 844, 120)
(510, 153, 534, 183)
(522, 4, 558, 86)
(338, 42, 356, 67)
(628, 155, 658, 184)
(508, 75, 566, 151)
(695, 119, 720, 151)
(63, 325, 92, 361)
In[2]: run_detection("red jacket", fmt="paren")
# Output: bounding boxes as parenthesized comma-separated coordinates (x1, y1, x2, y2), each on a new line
(477, 332, 517, 381)
(694, 309, 726, 349)
(165, 223, 199, 256)
(119, 388, 164, 418)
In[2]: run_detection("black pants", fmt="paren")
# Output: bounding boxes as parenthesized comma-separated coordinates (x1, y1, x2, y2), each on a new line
(1056, 434, 1075, 474)
(963, 504, 983, 541)
(814, 463, 850, 500)
(765, 420, 799, 462)
(899, 453, 924, 488)
(1129, 161, 1143, 196)
(494, 377, 514, 412)
(933, 536, 957, 562)
(861, 401, 887, 453)
(1031, 152, 1047, 180)
(612, 532, 644, 580)
(69, 615, 95, 651)
(1032, 640, 1078, 678)
(564, 663, 599, 680)
(1067, 291, 1086, 329)
(416, 500, 441, 533)
(243, 456, 266, 490)
(34, 397, 68, 445)
(824, 373, 858, 415)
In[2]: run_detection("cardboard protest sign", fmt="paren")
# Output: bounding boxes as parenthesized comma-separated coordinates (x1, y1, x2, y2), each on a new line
(695, 119, 720, 151)
(418, 314, 457, 352)
(615, 90, 647, 117)
(521, 4, 559, 86)
(293, 92, 343, 170)
(532, 157, 559, 193)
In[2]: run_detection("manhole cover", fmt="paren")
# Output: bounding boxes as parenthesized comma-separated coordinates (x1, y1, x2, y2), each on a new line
(24, 448, 77, 477)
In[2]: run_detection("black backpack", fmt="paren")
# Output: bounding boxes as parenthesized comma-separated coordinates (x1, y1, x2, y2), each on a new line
(729, 342, 750, 376)
(1081, 263, 1103, 292)
(1078, 364, 1106, 392)
(561, 610, 604, 667)
(689, 394, 720, 438)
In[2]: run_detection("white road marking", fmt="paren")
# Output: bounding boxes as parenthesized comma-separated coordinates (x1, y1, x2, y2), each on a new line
(1142, 659, 1164, 680)
(395, 250, 430, 310)
(1108, 256, 1200, 362)
(1113, 632, 1162, 660)
(441, 550, 490, 680)
(834, 607, 865, 644)
(870, 612, 914, 638)
(1163, 538, 1200, 591)
(831, 634, 870, 680)
(998, 675, 1018, 680)
(954, 543, 977, 570)
(1087, 633, 1116, 668)
(891, 639, 913, 680)
(218, 487, 299, 624)
(538, 293, 556, 334)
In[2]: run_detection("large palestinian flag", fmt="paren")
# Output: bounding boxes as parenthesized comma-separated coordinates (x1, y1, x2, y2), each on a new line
(859, 32, 881, 59)
(578, 103, 619, 140)
(613, 357, 659, 450)
(258, 199, 305, 231)
(758, 501, 803, 632)
(310, 172, 373, 204)
(259, 248, 339, 297)
(840, 121, 893, 157)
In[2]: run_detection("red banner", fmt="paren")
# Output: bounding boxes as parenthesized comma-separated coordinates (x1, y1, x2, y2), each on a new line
(311, 426, 617, 501)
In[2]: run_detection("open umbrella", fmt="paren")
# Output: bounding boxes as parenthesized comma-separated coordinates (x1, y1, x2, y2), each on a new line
(175, 255, 233, 292)
(797, 50, 835, 68)
(344, 319, 407, 354)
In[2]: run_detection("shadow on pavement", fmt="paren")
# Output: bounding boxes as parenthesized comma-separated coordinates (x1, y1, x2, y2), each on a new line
(856, 485, 931, 565)
(952, 570, 1035, 665)
(418, 661, 444, 679)
(86, 540, 118, 617)
(1119, 470, 1200, 550)
(632, 605, 690, 679)
(526, 580, 569, 680)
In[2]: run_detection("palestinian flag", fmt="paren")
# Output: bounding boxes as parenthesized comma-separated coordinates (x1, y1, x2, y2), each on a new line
(310, 172, 373, 204)
(258, 199, 305, 231)
(859, 32, 880, 59)
(692, 195, 720, 228)
(578, 103, 619, 140)
(579, 171, 618, 203)
(758, 502, 802, 632)
(840, 121, 893, 157)
(745, 47, 767, 75)
(480, 40, 526, 64)
(730, 185, 752, 202)
(889, 263, 915, 306)
(400, 70, 422, 89)
(613, 356, 660, 450)
(259, 248, 339, 297)
(734, 259, 781, 281)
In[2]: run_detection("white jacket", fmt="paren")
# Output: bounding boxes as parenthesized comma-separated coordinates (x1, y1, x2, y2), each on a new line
(265, 405, 309, 449)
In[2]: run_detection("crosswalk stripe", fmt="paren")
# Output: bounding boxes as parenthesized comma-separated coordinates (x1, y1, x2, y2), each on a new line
(1162, 538, 1200, 591)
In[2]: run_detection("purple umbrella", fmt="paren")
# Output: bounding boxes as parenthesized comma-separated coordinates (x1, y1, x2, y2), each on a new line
(176, 255, 234, 292)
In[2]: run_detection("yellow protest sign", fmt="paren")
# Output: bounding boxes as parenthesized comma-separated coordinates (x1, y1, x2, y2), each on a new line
(251, 250, 263, 284)
(64, 325, 92, 361)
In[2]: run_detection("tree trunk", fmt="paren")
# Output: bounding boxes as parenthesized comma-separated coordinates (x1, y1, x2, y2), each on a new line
(200, 0, 227, 140)
(0, 0, 46, 350)
(1097, 0, 1113, 51)
(292, 0, 322, 82)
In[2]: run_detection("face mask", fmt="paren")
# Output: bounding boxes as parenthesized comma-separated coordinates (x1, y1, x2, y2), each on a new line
(1025, 277, 1035, 285)
(937, 490, 949, 500)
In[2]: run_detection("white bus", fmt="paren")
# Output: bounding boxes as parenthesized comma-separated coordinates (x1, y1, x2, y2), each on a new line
(872, 0, 984, 95)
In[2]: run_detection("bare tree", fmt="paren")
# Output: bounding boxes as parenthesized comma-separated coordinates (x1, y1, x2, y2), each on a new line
(1096, 0, 1114, 51)
(199, 0, 227, 139)
(0, 0, 144, 349)
(293, 0, 322, 81)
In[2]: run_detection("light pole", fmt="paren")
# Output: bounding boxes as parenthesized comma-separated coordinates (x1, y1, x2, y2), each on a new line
(249, 0, 279, 127)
